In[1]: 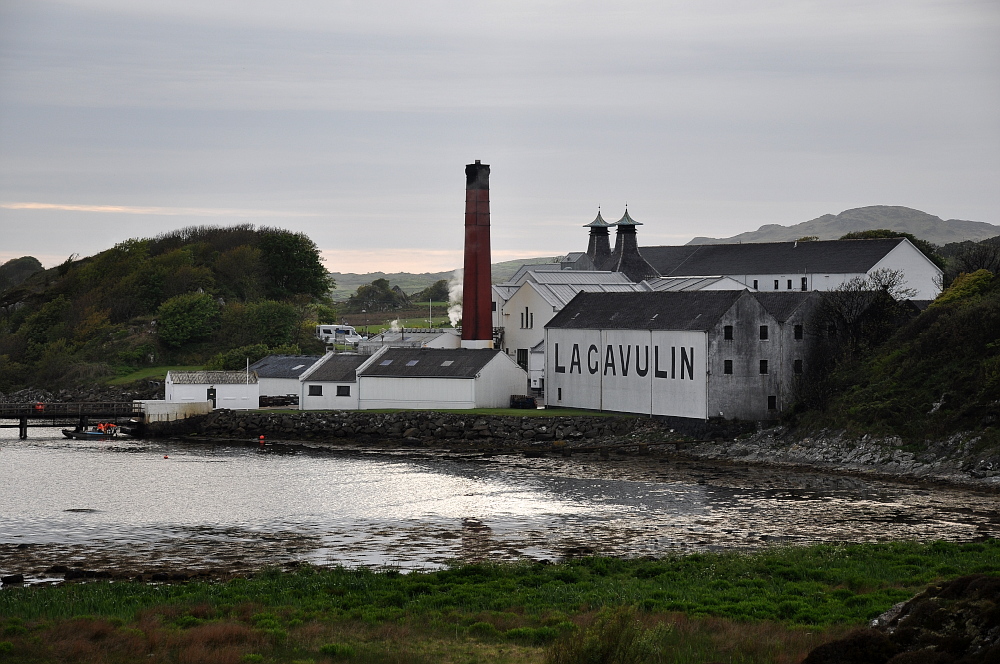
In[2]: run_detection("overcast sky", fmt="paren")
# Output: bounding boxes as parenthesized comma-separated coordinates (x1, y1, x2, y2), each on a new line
(1, 0, 998, 273)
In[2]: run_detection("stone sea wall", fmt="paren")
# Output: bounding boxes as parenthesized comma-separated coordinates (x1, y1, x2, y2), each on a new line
(146, 409, 640, 446)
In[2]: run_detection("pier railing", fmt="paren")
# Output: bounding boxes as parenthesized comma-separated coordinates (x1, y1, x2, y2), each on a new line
(0, 402, 145, 419)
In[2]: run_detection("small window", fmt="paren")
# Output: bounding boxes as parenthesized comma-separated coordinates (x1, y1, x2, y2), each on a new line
(801, 277, 808, 291)
(516, 349, 528, 370)
(773, 280, 779, 290)
(759, 360, 769, 374)
(380, 359, 393, 366)
(336, 385, 351, 397)
(787, 279, 792, 290)
(308, 385, 322, 396)
(759, 325, 769, 340)
(557, 388, 562, 401)
(767, 395, 777, 410)
(406, 360, 419, 366)
(793, 359, 803, 374)
(441, 360, 454, 366)
(753, 279, 758, 290)
(794, 324, 803, 340)
(723, 325, 733, 340)
(292, 364, 305, 371)
(491, 301, 497, 311)
(724, 360, 733, 374)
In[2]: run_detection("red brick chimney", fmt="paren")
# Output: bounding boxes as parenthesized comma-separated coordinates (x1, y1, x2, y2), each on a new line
(461, 160, 493, 347)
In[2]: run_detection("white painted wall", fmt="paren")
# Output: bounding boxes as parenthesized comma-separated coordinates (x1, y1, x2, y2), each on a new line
(870, 239, 942, 299)
(358, 376, 476, 410)
(545, 329, 708, 418)
(300, 381, 359, 410)
(258, 377, 301, 397)
(137, 400, 212, 422)
(501, 283, 555, 358)
(165, 380, 259, 410)
(474, 354, 531, 407)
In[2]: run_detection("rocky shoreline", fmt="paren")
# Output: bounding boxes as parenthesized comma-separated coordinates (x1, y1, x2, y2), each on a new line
(138, 409, 1000, 490)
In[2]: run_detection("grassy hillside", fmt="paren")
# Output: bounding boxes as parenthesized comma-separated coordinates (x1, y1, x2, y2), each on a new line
(689, 206, 999, 246)
(328, 257, 560, 301)
(792, 269, 1000, 443)
(0, 226, 331, 392)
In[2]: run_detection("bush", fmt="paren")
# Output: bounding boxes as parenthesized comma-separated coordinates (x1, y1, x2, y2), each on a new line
(318, 643, 355, 657)
(156, 292, 220, 347)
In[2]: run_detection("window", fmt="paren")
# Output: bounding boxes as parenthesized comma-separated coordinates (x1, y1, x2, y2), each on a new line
(787, 279, 792, 290)
(441, 360, 454, 366)
(801, 277, 808, 291)
(794, 324, 803, 340)
(380, 359, 393, 366)
(308, 385, 322, 396)
(491, 301, 497, 311)
(773, 280, 779, 290)
(793, 359, 803, 374)
(292, 364, 305, 371)
(753, 279, 758, 290)
(520, 307, 533, 329)
(516, 348, 528, 370)
(759, 360, 769, 374)
(768, 395, 777, 410)
(406, 360, 419, 366)
(336, 385, 351, 397)
(759, 325, 769, 340)
(723, 325, 733, 340)
(724, 360, 733, 374)
(557, 388, 562, 401)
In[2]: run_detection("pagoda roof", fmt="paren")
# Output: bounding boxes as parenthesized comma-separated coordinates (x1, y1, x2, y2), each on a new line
(583, 210, 614, 228)
(615, 208, 642, 226)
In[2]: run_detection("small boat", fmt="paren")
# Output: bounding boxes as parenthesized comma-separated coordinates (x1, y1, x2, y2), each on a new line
(62, 424, 120, 440)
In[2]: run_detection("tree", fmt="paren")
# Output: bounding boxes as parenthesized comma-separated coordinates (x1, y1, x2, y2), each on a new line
(343, 278, 410, 312)
(840, 229, 946, 270)
(156, 292, 220, 347)
(258, 230, 333, 300)
(413, 279, 449, 303)
(0, 256, 43, 292)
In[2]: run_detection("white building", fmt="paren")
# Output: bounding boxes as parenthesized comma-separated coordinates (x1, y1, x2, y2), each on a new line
(545, 290, 818, 421)
(641, 238, 942, 300)
(298, 353, 370, 410)
(249, 355, 323, 398)
(357, 347, 527, 410)
(165, 370, 260, 410)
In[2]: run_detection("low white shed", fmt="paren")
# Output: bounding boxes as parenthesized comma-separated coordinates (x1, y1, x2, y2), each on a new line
(165, 370, 260, 410)
(298, 353, 370, 410)
(249, 355, 323, 397)
(357, 347, 527, 410)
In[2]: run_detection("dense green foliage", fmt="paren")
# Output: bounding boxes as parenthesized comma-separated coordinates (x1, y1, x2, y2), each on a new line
(342, 278, 411, 313)
(0, 256, 43, 292)
(0, 541, 996, 663)
(0, 226, 333, 391)
(794, 265, 1000, 440)
(413, 279, 450, 303)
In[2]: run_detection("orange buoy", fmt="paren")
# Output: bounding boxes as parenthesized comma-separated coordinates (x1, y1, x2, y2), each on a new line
(259, 435, 265, 445)
(163, 455, 169, 459)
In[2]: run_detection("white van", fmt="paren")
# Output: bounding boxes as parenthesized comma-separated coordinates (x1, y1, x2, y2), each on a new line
(315, 325, 362, 344)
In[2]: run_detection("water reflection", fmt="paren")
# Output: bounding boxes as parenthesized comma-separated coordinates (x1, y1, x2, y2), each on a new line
(1, 428, 998, 577)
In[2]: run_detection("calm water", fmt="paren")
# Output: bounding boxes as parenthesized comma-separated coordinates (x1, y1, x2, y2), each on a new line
(1, 427, 998, 579)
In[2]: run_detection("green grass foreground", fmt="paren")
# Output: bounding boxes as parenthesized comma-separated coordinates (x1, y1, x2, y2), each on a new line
(1, 540, 998, 663)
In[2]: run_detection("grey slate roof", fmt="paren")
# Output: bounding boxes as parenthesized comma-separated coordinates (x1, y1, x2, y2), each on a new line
(358, 348, 504, 379)
(641, 238, 908, 276)
(168, 371, 258, 384)
(249, 355, 322, 379)
(641, 276, 746, 292)
(751, 292, 817, 322)
(306, 354, 368, 383)
(547, 291, 744, 331)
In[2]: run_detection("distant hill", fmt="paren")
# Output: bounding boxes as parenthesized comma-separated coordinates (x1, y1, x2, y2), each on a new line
(688, 206, 999, 247)
(328, 256, 560, 302)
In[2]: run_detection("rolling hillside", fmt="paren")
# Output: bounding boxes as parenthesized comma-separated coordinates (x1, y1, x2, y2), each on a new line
(689, 206, 998, 247)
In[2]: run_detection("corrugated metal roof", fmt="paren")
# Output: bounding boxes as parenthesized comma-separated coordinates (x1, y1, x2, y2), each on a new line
(641, 238, 908, 276)
(524, 270, 633, 285)
(306, 354, 368, 383)
(249, 355, 322, 379)
(546, 291, 744, 331)
(168, 371, 258, 385)
(530, 281, 647, 309)
(358, 348, 505, 379)
(643, 276, 740, 292)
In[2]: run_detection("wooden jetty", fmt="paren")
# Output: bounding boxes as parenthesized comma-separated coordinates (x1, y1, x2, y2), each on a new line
(0, 402, 145, 439)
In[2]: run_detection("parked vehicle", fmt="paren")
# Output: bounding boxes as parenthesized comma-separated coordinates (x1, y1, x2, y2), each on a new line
(315, 325, 362, 344)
